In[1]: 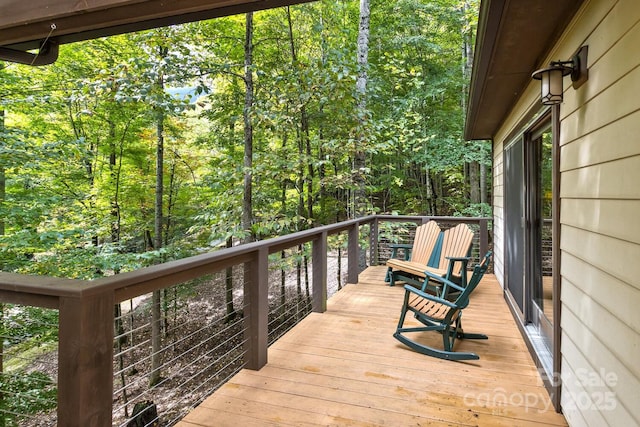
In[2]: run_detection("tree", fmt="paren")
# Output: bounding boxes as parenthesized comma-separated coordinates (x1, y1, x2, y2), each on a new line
(242, 12, 255, 244)
(353, 0, 370, 218)
(0, 0, 485, 284)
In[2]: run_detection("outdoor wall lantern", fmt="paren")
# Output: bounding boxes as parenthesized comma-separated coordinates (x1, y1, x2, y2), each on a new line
(532, 46, 588, 105)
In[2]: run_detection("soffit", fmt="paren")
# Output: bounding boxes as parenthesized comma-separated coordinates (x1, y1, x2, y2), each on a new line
(0, 0, 314, 51)
(464, 0, 585, 141)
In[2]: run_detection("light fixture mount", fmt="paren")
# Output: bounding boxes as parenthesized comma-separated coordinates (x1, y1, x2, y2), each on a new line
(531, 46, 588, 105)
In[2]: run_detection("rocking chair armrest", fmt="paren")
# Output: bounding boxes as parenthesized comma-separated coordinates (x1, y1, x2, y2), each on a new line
(403, 284, 457, 308)
(445, 256, 470, 263)
(423, 270, 465, 293)
(445, 256, 470, 276)
(444, 256, 470, 287)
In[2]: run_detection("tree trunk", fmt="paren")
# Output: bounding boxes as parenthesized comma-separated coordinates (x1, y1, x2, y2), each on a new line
(109, 122, 121, 243)
(462, 1, 481, 208)
(424, 166, 433, 215)
(286, 7, 314, 223)
(480, 160, 488, 205)
(280, 250, 286, 309)
(154, 78, 165, 252)
(461, 0, 473, 115)
(165, 158, 177, 246)
(353, 0, 370, 219)
(242, 12, 255, 244)
(470, 161, 480, 204)
(280, 167, 287, 311)
(150, 50, 167, 387)
(225, 237, 236, 322)
(318, 13, 327, 221)
(297, 127, 305, 230)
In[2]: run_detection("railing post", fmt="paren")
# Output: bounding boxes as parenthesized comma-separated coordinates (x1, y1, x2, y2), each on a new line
(479, 218, 489, 259)
(370, 217, 379, 266)
(58, 290, 114, 426)
(348, 222, 359, 284)
(244, 247, 269, 370)
(312, 231, 328, 313)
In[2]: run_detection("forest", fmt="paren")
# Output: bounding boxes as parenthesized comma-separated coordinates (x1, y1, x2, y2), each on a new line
(0, 0, 486, 279)
(0, 1, 488, 423)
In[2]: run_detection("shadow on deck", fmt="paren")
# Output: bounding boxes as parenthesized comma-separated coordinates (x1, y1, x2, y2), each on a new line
(178, 266, 567, 426)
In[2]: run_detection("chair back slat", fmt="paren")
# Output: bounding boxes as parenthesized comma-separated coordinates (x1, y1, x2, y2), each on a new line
(435, 224, 474, 274)
(410, 221, 441, 264)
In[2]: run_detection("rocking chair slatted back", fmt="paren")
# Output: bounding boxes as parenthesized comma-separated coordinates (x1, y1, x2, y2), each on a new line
(409, 221, 441, 265)
(434, 223, 474, 277)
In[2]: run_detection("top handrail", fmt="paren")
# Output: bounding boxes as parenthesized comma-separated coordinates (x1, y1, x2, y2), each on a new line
(375, 214, 491, 223)
(0, 214, 490, 305)
(0, 215, 376, 304)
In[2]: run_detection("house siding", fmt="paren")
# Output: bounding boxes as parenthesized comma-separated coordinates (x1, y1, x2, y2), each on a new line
(492, 139, 504, 287)
(491, 0, 640, 425)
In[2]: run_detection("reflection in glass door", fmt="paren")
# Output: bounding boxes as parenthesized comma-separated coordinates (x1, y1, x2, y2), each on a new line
(529, 126, 554, 354)
(504, 114, 555, 359)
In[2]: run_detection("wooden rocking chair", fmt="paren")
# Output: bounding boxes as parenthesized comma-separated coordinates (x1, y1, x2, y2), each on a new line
(393, 251, 492, 361)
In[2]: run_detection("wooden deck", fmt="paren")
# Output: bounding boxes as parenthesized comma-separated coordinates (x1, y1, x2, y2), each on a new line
(178, 266, 567, 427)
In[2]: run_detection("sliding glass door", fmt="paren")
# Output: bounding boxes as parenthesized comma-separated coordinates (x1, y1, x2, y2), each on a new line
(504, 113, 555, 356)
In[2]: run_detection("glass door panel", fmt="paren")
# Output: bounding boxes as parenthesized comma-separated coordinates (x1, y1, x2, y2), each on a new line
(530, 126, 553, 352)
(504, 138, 525, 314)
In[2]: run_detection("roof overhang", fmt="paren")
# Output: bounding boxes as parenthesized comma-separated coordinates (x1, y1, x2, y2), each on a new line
(464, 0, 585, 141)
(0, 0, 314, 65)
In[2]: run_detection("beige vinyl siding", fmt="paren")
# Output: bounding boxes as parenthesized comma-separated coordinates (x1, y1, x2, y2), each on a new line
(560, 311, 638, 427)
(561, 199, 640, 250)
(490, 0, 640, 425)
(561, 156, 640, 201)
(557, 0, 640, 425)
(492, 140, 504, 287)
(561, 109, 640, 172)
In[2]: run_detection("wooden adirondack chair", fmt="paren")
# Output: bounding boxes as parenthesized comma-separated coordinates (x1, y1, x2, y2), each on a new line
(386, 223, 474, 294)
(385, 221, 441, 283)
(393, 251, 492, 361)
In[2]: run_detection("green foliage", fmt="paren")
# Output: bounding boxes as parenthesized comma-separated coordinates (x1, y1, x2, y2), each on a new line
(0, 6, 491, 423)
(0, 371, 57, 425)
(0, 0, 485, 280)
(455, 203, 492, 218)
(0, 305, 58, 424)
(1, 306, 58, 350)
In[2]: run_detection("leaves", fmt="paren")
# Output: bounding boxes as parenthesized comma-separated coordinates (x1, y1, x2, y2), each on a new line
(0, 0, 486, 278)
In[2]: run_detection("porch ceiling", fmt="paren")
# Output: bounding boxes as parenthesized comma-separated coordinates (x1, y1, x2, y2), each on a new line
(0, 0, 314, 52)
(464, 0, 585, 141)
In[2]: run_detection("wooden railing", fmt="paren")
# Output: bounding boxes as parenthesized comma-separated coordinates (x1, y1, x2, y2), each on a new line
(0, 215, 490, 426)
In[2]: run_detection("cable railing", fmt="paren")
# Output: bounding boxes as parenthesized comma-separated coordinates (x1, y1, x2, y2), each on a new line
(0, 215, 489, 426)
(371, 215, 491, 270)
(110, 269, 249, 426)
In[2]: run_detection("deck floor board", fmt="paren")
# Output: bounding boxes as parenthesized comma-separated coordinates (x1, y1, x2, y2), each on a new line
(178, 266, 567, 427)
